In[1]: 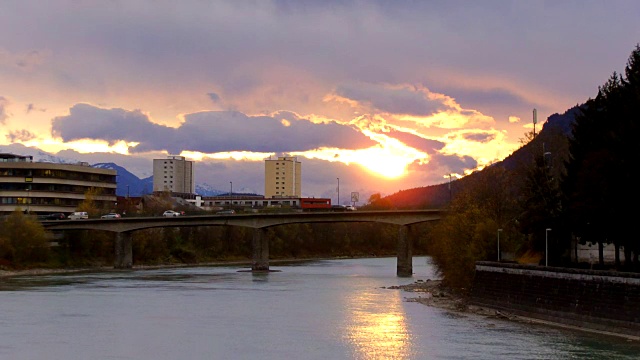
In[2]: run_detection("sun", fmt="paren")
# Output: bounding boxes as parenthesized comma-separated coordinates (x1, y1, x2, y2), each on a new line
(295, 132, 426, 179)
(354, 149, 412, 178)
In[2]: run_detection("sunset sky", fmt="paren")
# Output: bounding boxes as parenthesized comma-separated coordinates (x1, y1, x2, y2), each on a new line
(1, 1, 639, 204)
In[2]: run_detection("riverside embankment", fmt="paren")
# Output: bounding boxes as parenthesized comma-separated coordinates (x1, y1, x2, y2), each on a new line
(469, 262, 640, 339)
(392, 262, 640, 341)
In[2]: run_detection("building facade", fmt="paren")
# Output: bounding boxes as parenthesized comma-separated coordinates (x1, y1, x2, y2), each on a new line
(0, 153, 117, 215)
(152, 155, 195, 194)
(264, 156, 301, 198)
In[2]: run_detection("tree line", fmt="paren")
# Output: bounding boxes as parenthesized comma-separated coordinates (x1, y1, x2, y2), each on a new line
(416, 45, 640, 291)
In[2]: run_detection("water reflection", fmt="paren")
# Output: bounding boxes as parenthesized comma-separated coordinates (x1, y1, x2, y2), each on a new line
(345, 285, 412, 359)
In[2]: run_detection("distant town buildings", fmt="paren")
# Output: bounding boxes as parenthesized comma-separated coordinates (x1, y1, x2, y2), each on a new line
(153, 155, 195, 194)
(0, 153, 117, 215)
(264, 156, 301, 198)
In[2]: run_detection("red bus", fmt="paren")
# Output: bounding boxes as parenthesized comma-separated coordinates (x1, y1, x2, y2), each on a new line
(300, 197, 331, 211)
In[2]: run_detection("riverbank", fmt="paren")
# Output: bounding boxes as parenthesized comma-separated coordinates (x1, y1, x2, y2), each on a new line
(0, 257, 339, 278)
(391, 279, 640, 342)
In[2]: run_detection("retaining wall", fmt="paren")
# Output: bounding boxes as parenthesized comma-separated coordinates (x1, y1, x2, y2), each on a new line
(470, 262, 640, 338)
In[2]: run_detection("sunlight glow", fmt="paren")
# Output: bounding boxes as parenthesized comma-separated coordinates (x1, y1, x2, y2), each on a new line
(297, 131, 427, 179)
(344, 287, 412, 359)
(22, 138, 136, 155)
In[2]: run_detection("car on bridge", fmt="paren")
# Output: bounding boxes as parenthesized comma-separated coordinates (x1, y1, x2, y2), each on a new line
(68, 211, 88, 220)
(42, 212, 66, 220)
(101, 213, 121, 219)
(216, 209, 235, 215)
(162, 210, 181, 217)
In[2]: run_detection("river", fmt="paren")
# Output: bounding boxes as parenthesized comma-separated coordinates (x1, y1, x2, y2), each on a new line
(1, 257, 638, 359)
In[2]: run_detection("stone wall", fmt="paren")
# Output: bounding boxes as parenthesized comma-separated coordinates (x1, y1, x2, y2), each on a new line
(470, 262, 640, 337)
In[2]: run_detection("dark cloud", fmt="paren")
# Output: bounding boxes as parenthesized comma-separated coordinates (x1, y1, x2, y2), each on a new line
(51, 104, 174, 147)
(25, 103, 45, 113)
(384, 129, 445, 152)
(6, 129, 36, 142)
(0, 96, 9, 124)
(51, 104, 376, 154)
(435, 85, 539, 123)
(335, 84, 447, 116)
(207, 92, 220, 103)
(410, 153, 477, 176)
(464, 132, 495, 143)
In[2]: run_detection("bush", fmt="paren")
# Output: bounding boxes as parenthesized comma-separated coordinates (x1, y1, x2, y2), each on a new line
(0, 210, 51, 267)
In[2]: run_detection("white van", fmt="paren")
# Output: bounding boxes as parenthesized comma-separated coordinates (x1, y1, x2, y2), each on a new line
(69, 211, 88, 220)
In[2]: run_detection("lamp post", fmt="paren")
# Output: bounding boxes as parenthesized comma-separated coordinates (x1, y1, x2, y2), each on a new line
(229, 181, 233, 201)
(497, 229, 503, 262)
(25, 188, 30, 214)
(545, 228, 552, 266)
(337, 177, 340, 205)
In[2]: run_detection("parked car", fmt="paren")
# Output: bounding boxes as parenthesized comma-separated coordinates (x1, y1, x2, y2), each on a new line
(345, 205, 357, 211)
(68, 211, 89, 220)
(216, 209, 236, 215)
(162, 210, 180, 217)
(101, 213, 121, 219)
(43, 212, 66, 220)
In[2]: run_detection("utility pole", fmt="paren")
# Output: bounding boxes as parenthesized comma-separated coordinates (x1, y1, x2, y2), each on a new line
(533, 108, 537, 138)
(337, 177, 340, 205)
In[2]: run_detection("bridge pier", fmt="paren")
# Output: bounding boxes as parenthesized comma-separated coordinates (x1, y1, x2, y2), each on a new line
(396, 225, 413, 277)
(252, 228, 269, 272)
(114, 232, 133, 269)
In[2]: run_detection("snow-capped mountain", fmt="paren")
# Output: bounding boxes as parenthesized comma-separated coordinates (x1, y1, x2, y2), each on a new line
(0, 144, 81, 164)
(92, 162, 153, 197)
(195, 183, 227, 197)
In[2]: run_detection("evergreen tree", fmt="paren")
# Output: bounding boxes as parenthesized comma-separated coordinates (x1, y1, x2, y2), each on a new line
(562, 45, 640, 270)
(519, 152, 563, 244)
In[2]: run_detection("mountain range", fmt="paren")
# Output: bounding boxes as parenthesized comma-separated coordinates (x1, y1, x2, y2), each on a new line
(92, 163, 233, 197)
(377, 105, 578, 209)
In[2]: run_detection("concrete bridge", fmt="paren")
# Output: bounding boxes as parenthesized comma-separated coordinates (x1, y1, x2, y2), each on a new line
(42, 210, 444, 276)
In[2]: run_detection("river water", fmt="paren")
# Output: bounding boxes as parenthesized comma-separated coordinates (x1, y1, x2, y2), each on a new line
(1, 257, 638, 359)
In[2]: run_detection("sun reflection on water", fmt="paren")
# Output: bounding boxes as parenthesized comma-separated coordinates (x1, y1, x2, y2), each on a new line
(344, 289, 412, 359)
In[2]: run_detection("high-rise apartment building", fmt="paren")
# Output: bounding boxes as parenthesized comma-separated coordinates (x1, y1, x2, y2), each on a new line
(153, 155, 195, 194)
(264, 156, 301, 198)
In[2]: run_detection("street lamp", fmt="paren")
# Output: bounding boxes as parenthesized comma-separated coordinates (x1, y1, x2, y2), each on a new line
(337, 177, 340, 205)
(497, 229, 503, 262)
(25, 188, 30, 213)
(545, 228, 552, 266)
(229, 181, 233, 203)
